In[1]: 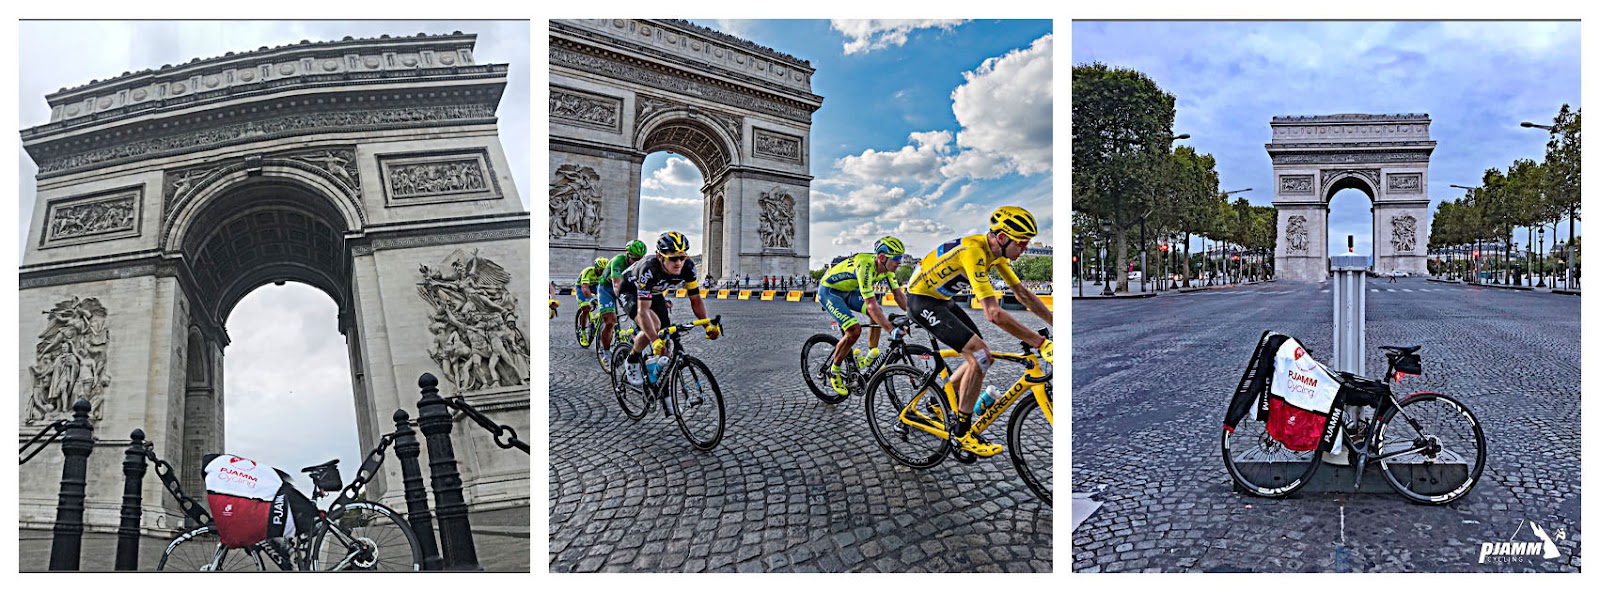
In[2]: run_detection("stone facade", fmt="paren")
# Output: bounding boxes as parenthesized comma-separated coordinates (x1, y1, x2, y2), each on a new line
(19, 32, 530, 539)
(1267, 114, 1435, 281)
(549, 19, 821, 281)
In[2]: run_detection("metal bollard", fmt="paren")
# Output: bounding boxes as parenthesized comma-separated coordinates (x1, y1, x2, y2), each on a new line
(48, 399, 94, 571)
(115, 429, 148, 570)
(393, 409, 444, 571)
(1330, 253, 1367, 376)
(416, 373, 482, 571)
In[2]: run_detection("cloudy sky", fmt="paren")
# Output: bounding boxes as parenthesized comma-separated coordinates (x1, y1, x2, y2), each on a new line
(16, 21, 529, 498)
(1072, 21, 1580, 258)
(635, 19, 1054, 265)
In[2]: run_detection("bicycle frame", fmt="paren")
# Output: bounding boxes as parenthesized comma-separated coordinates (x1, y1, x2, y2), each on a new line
(1316, 355, 1450, 487)
(897, 331, 1054, 439)
(642, 316, 718, 402)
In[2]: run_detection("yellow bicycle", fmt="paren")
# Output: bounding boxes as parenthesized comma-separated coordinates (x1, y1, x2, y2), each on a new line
(863, 328, 1053, 505)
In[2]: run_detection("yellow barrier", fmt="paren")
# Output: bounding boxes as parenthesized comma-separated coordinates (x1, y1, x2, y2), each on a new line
(814, 291, 821, 302)
(881, 292, 897, 307)
(786, 290, 802, 302)
(1038, 295, 1054, 310)
(970, 295, 985, 309)
(674, 289, 687, 297)
(738, 290, 753, 300)
(717, 289, 730, 299)
(760, 290, 776, 301)
(699, 288, 710, 298)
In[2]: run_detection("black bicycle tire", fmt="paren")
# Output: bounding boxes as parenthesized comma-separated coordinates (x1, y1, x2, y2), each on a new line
(311, 501, 423, 571)
(1373, 393, 1486, 505)
(611, 342, 649, 420)
(157, 524, 267, 571)
(668, 355, 726, 450)
(864, 364, 951, 469)
(1007, 396, 1053, 507)
(801, 333, 847, 404)
(574, 304, 588, 348)
(1220, 402, 1321, 499)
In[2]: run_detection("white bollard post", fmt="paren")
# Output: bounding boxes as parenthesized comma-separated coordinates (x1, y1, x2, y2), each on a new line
(1330, 253, 1367, 377)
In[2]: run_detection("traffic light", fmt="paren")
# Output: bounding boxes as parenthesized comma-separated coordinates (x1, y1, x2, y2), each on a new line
(1072, 255, 1079, 263)
(1160, 243, 1169, 252)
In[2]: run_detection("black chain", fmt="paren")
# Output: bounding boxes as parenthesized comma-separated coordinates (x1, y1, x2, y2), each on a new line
(329, 433, 396, 514)
(144, 444, 212, 526)
(444, 397, 530, 454)
(19, 420, 69, 465)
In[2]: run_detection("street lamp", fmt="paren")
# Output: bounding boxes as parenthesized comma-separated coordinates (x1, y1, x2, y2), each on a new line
(1537, 226, 1546, 288)
(1100, 218, 1114, 296)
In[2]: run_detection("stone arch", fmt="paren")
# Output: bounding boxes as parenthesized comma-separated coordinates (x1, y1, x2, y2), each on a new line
(550, 18, 822, 281)
(1267, 114, 1435, 281)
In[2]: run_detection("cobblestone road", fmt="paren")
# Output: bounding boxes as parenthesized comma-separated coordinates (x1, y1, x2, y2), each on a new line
(1072, 279, 1580, 572)
(550, 297, 1054, 572)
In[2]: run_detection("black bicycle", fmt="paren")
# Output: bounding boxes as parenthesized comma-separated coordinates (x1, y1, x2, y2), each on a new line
(800, 313, 938, 404)
(608, 316, 726, 450)
(158, 438, 423, 571)
(1222, 337, 1487, 504)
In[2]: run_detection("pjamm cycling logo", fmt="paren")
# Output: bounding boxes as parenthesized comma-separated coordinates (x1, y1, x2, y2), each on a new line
(1478, 519, 1564, 563)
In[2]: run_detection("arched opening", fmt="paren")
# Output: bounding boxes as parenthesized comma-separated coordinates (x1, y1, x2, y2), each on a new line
(638, 152, 707, 270)
(1325, 177, 1376, 270)
(638, 116, 734, 282)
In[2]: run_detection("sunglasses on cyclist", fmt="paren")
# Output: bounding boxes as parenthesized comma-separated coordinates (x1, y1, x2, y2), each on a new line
(662, 254, 688, 263)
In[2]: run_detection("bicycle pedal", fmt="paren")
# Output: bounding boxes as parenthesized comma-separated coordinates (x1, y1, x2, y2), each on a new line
(951, 447, 978, 464)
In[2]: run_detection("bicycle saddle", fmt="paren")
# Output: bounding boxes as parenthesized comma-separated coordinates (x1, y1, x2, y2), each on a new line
(300, 459, 339, 473)
(1379, 345, 1421, 355)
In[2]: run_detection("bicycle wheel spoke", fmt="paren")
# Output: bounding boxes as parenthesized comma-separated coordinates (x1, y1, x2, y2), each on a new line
(1375, 394, 1485, 504)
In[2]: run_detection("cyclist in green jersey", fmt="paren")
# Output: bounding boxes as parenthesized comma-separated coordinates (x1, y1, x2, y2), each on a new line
(575, 258, 607, 344)
(817, 237, 911, 396)
(597, 240, 649, 353)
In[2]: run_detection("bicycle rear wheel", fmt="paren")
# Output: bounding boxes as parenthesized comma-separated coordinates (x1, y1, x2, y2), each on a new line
(611, 343, 649, 420)
(157, 524, 267, 571)
(574, 306, 589, 347)
(1220, 398, 1321, 498)
(801, 333, 847, 403)
(1373, 393, 1486, 505)
(668, 355, 725, 450)
(864, 364, 951, 469)
(312, 501, 422, 571)
(888, 344, 940, 377)
(1008, 395, 1053, 506)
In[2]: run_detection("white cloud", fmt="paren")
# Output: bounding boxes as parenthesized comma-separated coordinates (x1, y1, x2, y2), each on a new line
(640, 156, 703, 191)
(831, 19, 968, 55)
(835, 130, 952, 185)
(947, 33, 1053, 177)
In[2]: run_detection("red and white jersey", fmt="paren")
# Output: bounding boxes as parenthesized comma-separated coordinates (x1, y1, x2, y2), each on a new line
(1269, 338, 1340, 415)
(203, 454, 283, 501)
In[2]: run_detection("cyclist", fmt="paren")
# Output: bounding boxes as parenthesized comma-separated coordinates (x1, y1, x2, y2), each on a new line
(619, 231, 722, 385)
(574, 258, 608, 347)
(817, 236, 911, 396)
(906, 206, 1055, 457)
(597, 239, 649, 355)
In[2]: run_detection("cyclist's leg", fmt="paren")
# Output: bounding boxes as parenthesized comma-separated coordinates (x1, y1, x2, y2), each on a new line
(910, 296, 986, 417)
(577, 288, 594, 328)
(821, 288, 863, 366)
(597, 283, 619, 350)
(946, 302, 990, 415)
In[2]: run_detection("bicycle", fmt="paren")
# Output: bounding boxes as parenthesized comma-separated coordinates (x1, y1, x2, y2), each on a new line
(574, 294, 600, 349)
(862, 328, 1054, 505)
(1222, 334, 1486, 505)
(595, 324, 636, 374)
(157, 436, 424, 571)
(608, 316, 726, 450)
(799, 313, 938, 404)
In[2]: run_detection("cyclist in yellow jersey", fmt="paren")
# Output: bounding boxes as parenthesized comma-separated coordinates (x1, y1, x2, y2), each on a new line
(817, 237, 911, 395)
(906, 206, 1055, 457)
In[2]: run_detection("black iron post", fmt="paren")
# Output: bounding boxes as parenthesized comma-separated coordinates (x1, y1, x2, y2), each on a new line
(416, 373, 481, 571)
(114, 429, 148, 570)
(48, 399, 94, 571)
(393, 409, 444, 571)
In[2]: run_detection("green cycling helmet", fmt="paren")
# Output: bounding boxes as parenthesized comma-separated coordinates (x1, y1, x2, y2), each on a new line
(625, 239, 648, 258)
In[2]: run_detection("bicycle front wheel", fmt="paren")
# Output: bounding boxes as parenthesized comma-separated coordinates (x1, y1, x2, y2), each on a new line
(157, 524, 267, 571)
(800, 333, 846, 403)
(1220, 399, 1321, 498)
(611, 343, 649, 420)
(1008, 395, 1053, 506)
(668, 356, 726, 450)
(864, 364, 951, 469)
(574, 307, 588, 347)
(1373, 393, 1486, 505)
(312, 501, 423, 571)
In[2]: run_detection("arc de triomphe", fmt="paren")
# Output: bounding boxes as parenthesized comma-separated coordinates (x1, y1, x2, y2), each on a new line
(549, 19, 823, 280)
(1268, 113, 1434, 282)
(18, 33, 531, 539)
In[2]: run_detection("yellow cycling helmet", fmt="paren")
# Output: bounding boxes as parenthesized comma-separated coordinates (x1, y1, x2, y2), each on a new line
(874, 236, 906, 257)
(657, 231, 690, 254)
(989, 206, 1038, 240)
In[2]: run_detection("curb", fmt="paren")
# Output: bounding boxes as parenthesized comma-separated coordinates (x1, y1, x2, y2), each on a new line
(1071, 291, 1157, 300)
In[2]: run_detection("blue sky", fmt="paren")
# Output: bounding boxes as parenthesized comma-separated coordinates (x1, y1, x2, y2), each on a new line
(1072, 21, 1580, 258)
(636, 19, 1054, 266)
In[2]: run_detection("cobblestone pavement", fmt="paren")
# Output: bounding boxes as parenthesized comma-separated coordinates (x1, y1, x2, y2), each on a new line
(1072, 278, 1580, 572)
(550, 297, 1054, 572)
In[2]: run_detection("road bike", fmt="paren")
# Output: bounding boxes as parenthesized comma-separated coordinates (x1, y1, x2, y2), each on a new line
(608, 316, 726, 450)
(595, 325, 636, 374)
(574, 294, 600, 349)
(1222, 339, 1486, 504)
(862, 328, 1054, 505)
(158, 439, 424, 571)
(799, 313, 938, 404)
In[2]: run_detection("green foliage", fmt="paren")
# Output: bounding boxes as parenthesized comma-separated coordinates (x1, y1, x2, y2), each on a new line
(1011, 255, 1052, 282)
(1543, 105, 1581, 220)
(895, 262, 916, 284)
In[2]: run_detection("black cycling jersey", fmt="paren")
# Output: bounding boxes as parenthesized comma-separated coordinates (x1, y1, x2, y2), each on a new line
(621, 254, 699, 300)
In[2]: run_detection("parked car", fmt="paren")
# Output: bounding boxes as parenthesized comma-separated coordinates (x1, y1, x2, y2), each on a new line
(1127, 271, 1142, 281)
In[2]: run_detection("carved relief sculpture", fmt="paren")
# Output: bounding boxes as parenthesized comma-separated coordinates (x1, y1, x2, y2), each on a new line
(550, 87, 620, 130)
(26, 297, 110, 424)
(417, 249, 530, 392)
(1286, 216, 1309, 253)
(1391, 215, 1418, 253)
(1279, 175, 1313, 195)
(757, 187, 796, 250)
(1387, 173, 1422, 193)
(754, 128, 801, 162)
(291, 149, 361, 191)
(390, 160, 488, 198)
(549, 164, 603, 240)
(47, 196, 137, 242)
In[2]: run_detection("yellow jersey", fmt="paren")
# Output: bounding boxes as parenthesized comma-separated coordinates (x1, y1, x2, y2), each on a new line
(907, 234, 1020, 301)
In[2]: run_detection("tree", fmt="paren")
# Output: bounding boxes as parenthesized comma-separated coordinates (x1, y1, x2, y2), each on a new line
(1072, 63, 1177, 293)
(1011, 255, 1052, 282)
(1542, 105, 1581, 282)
